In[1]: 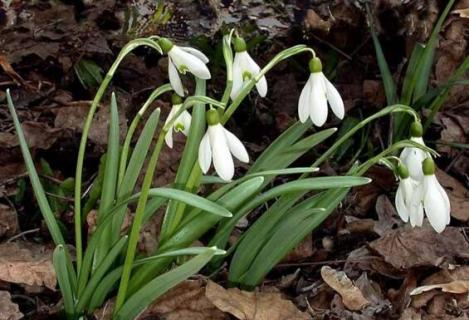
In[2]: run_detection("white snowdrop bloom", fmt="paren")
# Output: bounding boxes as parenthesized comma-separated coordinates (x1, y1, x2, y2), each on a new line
(413, 158, 451, 233)
(298, 57, 344, 127)
(164, 94, 191, 148)
(230, 37, 267, 100)
(198, 109, 249, 181)
(158, 38, 211, 97)
(395, 164, 423, 226)
(399, 122, 430, 182)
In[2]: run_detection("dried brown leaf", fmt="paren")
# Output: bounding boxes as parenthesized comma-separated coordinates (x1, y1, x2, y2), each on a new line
(453, 8, 469, 18)
(369, 227, 469, 270)
(205, 280, 309, 320)
(320, 266, 370, 311)
(0, 242, 55, 289)
(410, 280, 469, 296)
(0, 205, 19, 238)
(0, 291, 23, 320)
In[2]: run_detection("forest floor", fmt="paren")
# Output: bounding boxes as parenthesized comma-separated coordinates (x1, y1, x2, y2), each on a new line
(0, 0, 468, 319)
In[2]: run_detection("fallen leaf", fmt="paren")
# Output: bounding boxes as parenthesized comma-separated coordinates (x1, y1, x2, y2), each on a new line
(320, 266, 370, 311)
(143, 280, 227, 320)
(304, 9, 331, 33)
(453, 8, 469, 18)
(435, 169, 469, 222)
(369, 227, 469, 270)
(374, 195, 402, 236)
(0, 205, 19, 238)
(410, 280, 469, 295)
(0, 290, 23, 320)
(0, 241, 56, 289)
(0, 122, 60, 150)
(205, 280, 309, 320)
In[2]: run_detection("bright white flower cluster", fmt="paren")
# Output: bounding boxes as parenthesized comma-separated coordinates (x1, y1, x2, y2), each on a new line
(395, 122, 451, 233)
(159, 36, 346, 182)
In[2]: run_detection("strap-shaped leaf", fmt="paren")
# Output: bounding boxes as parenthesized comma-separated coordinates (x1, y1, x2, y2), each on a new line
(53, 245, 75, 319)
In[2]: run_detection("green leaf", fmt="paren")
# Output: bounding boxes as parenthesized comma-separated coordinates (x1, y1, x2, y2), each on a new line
(87, 247, 224, 312)
(95, 93, 121, 265)
(76, 236, 128, 312)
(74, 58, 104, 89)
(127, 177, 264, 295)
(412, 0, 456, 102)
(114, 248, 223, 319)
(6, 90, 65, 245)
(112, 108, 161, 243)
(401, 43, 425, 105)
(368, 7, 397, 105)
(53, 245, 75, 319)
(210, 176, 371, 250)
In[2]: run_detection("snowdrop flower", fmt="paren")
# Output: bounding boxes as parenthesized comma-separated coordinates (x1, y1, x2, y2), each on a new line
(164, 94, 191, 148)
(413, 158, 451, 233)
(395, 163, 422, 226)
(230, 37, 267, 100)
(158, 37, 211, 96)
(198, 109, 249, 181)
(298, 57, 344, 127)
(399, 122, 430, 182)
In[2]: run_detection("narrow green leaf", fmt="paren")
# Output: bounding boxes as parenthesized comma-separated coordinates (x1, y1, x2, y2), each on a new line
(401, 43, 425, 105)
(6, 90, 65, 245)
(76, 236, 128, 312)
(95, 93, 121, 266)
(53, 245, 75, 319)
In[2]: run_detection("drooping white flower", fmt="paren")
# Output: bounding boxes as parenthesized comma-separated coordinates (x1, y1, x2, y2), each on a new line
(298, 57, 344, 127)
(164, 94, 191, 148)
(395, 164, 423, 226)
(399, 122, 430, 182)
(413, 158, 451, 233)
(158, 38, 211, 97)
(230, 37, 267, 100)
(198, 109, 249, 181)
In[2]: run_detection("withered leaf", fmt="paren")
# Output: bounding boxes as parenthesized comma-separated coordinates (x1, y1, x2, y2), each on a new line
(0, 122, 60, 150)
(320, 266, 370, 311)
(0, 242, 56, 290)
(0, 205, 19, 238)
(410, 280, 469, 295)
(369, 227, 469, 270)
(0, 291, 23, 320)
(205, 280, 309, 320)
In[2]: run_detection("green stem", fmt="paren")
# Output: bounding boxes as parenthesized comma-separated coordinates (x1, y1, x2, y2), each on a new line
(114, 129, 166, 313)
(73, 38, 161, 273)
(312, 104, 419, 168)
(118, 84, 172, 186)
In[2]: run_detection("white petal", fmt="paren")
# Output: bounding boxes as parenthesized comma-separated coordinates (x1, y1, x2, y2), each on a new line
(209, 124, 234, 181)
(169, 46, 211, 79)
(180, 110, 192, 136)
(223, 127, 249, 163)
(244, 52, 267, 97)
(179, 46, 209, 63)
(309, 72, 328, 127)
(298, 76, 312, 123)
(230, 53, 245, 100)
(436, 182, 451, 225)
(198, 132, 211, 173)
(395, 180, 410, 222)
(423, 175, 449, 233)
(324, 75, 344, 119)
(168, 59, 185, 96)
(256, 75, 268, 97)
(165, 128, 174, 148)
(409, 184, 424, 227)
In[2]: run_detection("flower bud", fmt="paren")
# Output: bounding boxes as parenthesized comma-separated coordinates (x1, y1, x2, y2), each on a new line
(308, 57, 322, 73)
